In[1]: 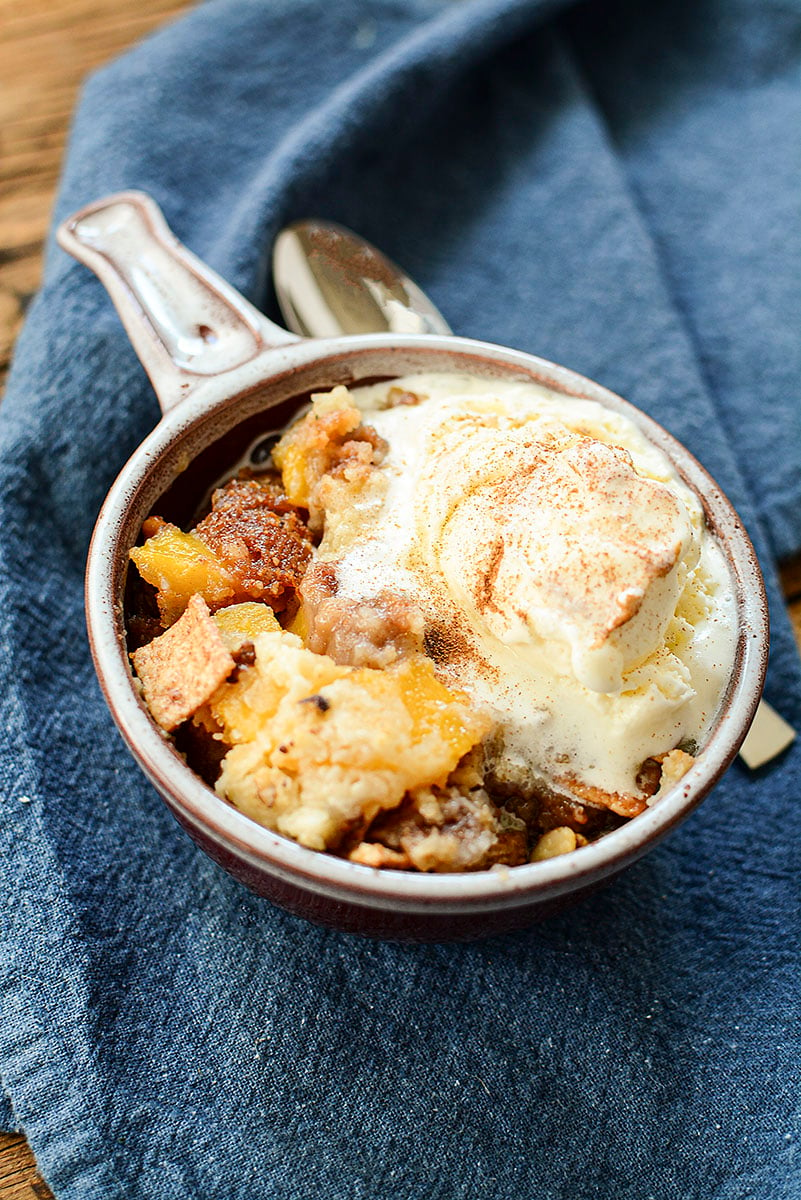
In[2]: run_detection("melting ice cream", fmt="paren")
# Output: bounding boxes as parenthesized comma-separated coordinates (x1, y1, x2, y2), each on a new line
(312, 373, 738, 801)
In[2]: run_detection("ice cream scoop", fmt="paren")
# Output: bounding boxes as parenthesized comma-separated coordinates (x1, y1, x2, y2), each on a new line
(303, 375, 737, 803)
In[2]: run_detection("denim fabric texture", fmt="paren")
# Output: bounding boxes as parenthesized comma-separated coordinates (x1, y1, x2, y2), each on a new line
(0, 1, 799, 1197)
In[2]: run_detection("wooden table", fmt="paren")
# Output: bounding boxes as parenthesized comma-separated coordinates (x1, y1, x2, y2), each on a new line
(1, 2, 799, 1195)
(1, 5, 195, 1195)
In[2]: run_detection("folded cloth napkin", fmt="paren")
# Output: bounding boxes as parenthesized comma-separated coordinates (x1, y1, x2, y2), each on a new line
(1, 0, 799, 1196)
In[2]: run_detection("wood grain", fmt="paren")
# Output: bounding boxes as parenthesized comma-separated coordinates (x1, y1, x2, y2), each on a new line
(0, 4, 195, 1194)
(0, 1135, 51, 1200)
(0, 0, 798, 1195)
(0, 0, 194, 388)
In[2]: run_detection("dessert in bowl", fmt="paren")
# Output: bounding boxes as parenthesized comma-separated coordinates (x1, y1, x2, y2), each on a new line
(59, 192, 767, 940)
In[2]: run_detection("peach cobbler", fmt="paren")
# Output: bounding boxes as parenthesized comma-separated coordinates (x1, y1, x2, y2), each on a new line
(126, 373, 737, 871)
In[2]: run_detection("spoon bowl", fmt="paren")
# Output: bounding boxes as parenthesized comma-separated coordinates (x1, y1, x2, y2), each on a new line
(273, 219, 452, 338)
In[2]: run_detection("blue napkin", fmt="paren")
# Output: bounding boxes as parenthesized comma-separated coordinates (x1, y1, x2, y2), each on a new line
(1, 1, 799, 1196)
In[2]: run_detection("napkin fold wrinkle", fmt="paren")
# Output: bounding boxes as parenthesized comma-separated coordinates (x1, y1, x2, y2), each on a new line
(1, 1, 799, 1198)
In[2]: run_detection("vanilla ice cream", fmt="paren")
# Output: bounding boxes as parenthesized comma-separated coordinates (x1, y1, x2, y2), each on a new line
(307, 372, 738, 802)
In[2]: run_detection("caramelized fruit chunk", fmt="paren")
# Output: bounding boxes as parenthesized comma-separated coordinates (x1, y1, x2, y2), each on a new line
(212, 601, 281, 649)
(273, 387, 386, 531)
(130, 524, 237, 626)
(193, 472, 313, 612)
(129, 472, 313, 626)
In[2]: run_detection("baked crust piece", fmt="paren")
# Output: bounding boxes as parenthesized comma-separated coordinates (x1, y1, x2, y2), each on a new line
(556, 747, 696, 821)
(130, 594, 235, 732)
(557, 775, 648, 819)
(348, 843, 413, 869)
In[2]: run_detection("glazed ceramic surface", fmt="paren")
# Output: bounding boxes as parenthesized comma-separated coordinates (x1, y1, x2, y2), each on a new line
(58, 192, 768, 940)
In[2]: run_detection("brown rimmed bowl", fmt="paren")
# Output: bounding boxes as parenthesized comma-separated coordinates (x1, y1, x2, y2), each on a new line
(58, 191, 768, 941)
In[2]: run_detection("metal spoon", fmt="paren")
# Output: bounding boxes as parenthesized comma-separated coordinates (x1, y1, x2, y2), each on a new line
(272, 220, 451, 338)
(272, 219, 793, 767)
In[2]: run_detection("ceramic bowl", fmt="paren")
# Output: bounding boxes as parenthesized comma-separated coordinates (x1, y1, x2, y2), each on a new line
(58, 192, 768, 941)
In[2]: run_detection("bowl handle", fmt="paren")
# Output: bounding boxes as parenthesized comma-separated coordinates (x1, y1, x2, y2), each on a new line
(57, 191, 298, 414)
